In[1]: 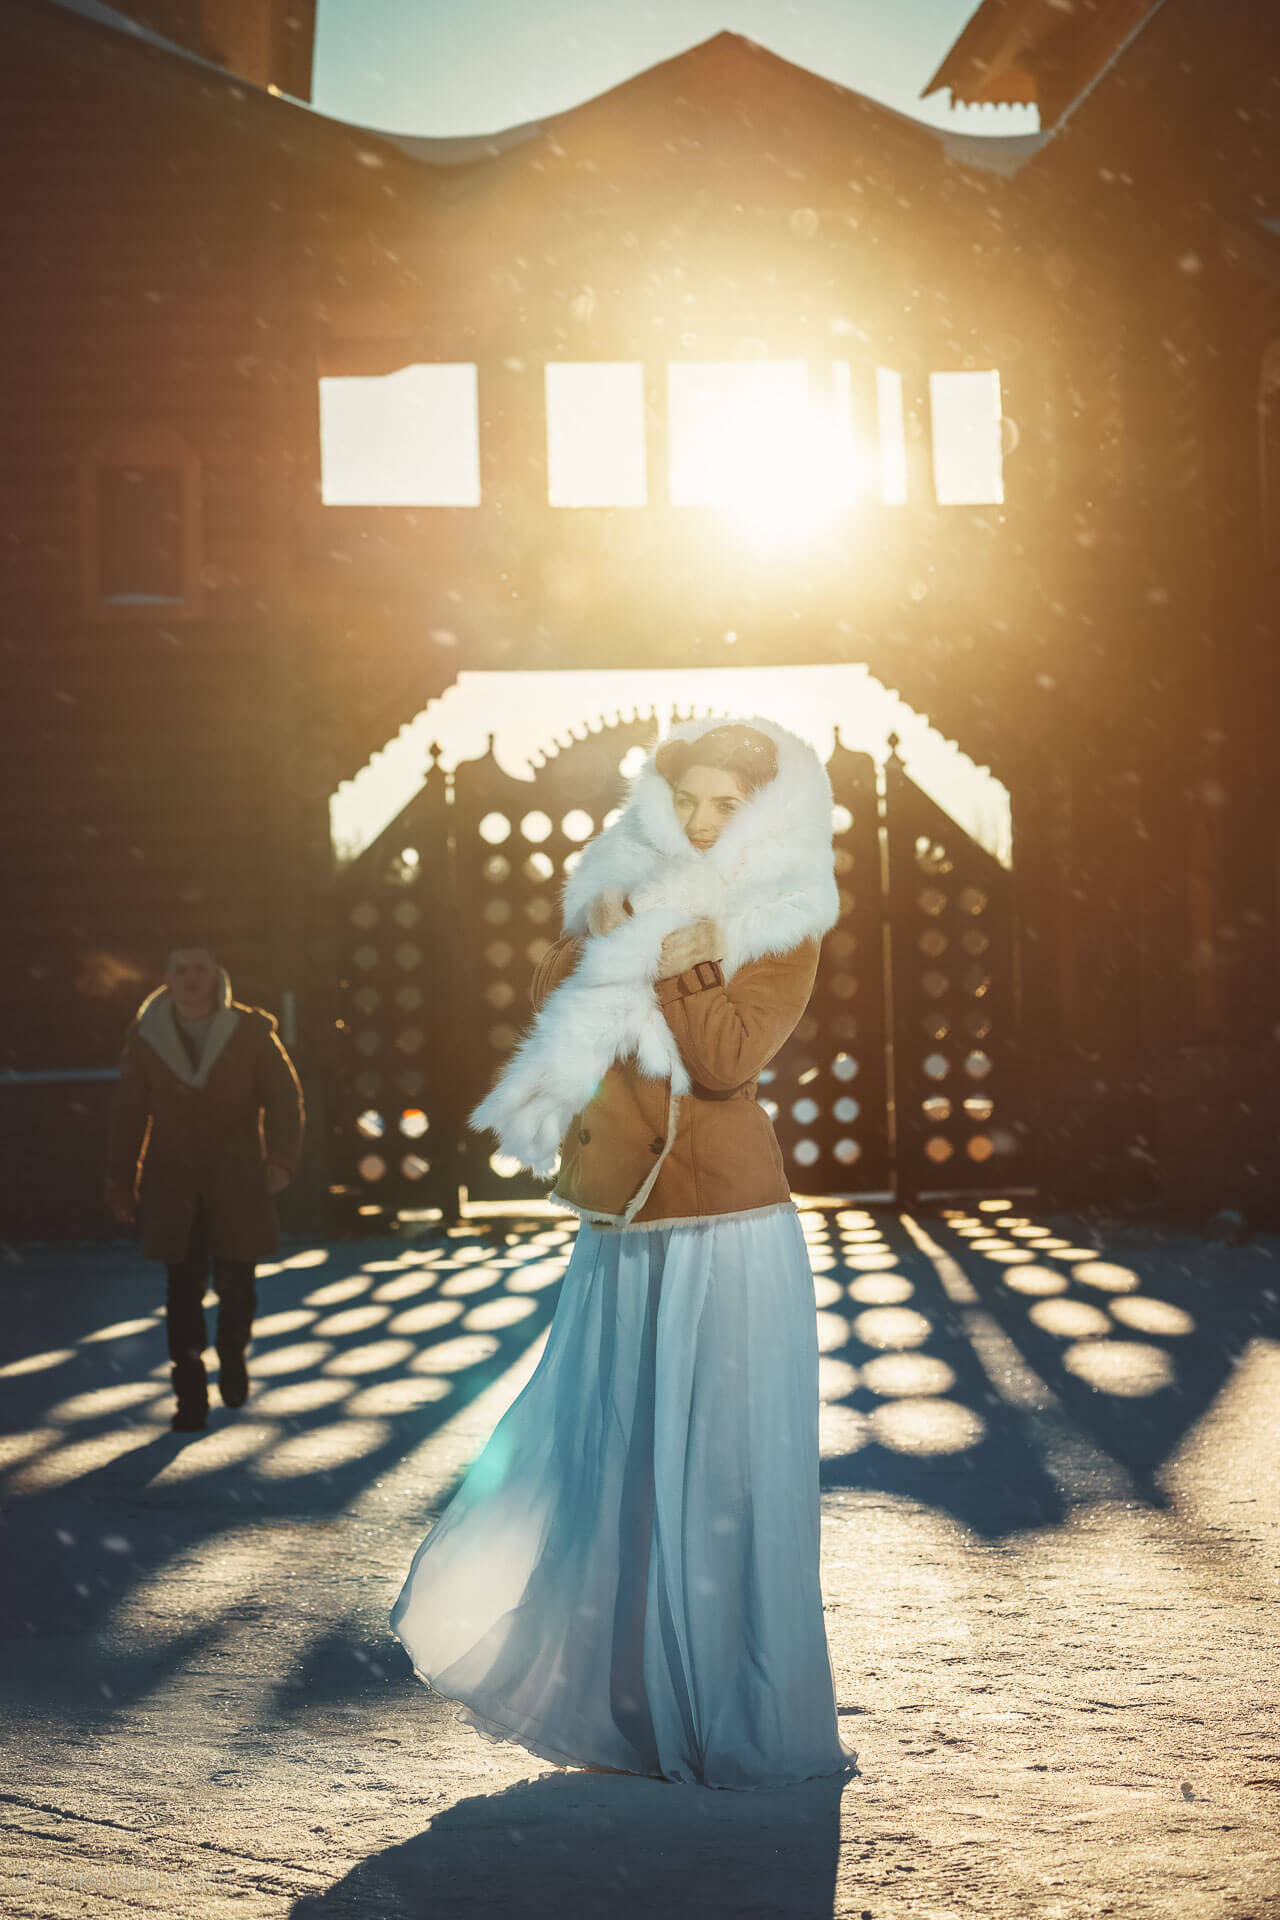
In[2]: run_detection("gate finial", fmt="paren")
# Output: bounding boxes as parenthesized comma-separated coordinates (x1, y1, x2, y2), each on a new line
(887, 730, 903, 765)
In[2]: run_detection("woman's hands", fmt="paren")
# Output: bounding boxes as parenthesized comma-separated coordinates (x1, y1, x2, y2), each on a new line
(586, 889, 723, 976)
(586, 887, 629, 937)
(659, 918, 724, 978)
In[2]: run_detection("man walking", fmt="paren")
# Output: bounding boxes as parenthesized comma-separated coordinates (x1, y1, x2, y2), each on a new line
(104, 944, 305, 1431)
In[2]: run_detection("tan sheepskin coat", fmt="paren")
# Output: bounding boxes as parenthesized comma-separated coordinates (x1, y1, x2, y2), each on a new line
(530, 933, 820, 1229)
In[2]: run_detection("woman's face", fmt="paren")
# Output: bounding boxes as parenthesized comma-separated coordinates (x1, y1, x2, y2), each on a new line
(672, 763, 747, 850)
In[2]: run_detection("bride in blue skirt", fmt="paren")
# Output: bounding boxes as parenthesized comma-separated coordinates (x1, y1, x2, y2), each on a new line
(390, 717, 860, 1791)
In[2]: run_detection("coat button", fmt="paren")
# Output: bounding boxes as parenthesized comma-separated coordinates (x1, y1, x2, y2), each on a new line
(579, 1128, 591, 1145)
(649, 1136, 664, 1154)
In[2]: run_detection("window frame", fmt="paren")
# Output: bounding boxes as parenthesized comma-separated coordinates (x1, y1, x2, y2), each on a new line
(79, 424, 203, 623)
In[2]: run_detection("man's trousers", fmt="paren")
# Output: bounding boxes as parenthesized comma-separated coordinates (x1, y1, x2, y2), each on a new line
(164, 1196, 256, 1411)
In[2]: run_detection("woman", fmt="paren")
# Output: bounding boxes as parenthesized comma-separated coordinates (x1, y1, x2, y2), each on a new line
(390, 717, 859, 1791)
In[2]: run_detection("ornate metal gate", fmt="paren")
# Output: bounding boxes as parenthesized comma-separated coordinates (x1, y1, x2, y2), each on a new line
(332, 715, 1025, 1219)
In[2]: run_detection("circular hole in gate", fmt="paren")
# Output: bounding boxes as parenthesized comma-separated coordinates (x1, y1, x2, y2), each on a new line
(831, 1013, 857, 1040)
(485, 982, 515, 1009)
(394, 1028, 423, 1055)
(350, 902, 378, 929)
(521, 811, 553, 843)
(918, 888, 947, 917)
(961, 928, 989, 955)
(959, 886, 988, 915)
(925, 1137, 954, 1163)
(479, 812, 511, 845)
(837, 888, 854, 916)
(963, 966, 992, 998)
(358, 1154, 387, 1183)
(394, 985, 422, 1011)
(523, 852, 554, 883)
(392, 902, 419, 928)
(834, 1096, 860, 1123)
(832, 803, 853, 835)
(830, 972, 857, 1000)
(353, 986, 379, 1015)
(915, 836, 953, 874)
(490, 1152, 523, 1179)
(922, 1096, 951, 1123)
(489, 1025, 518, 1053)
(793, 1139, 820, 1167)
(965, 1050, 993, 1080)
(524, 898, 553, 924)
(394, 943, 422, 969)
(400, 1110, 428, 1138)
(831, 1053, 858, 1081)
(483, 854, 511, 883)
(603, 807, 624, 830)
(792, 1098, 820, 1125)
(561, 809, 594, 842)
(833, 847, 854, 877)
(794, 1017, 818, 1043)
(484, 940, 513, 968)
(526, 938, 552, 965)
(355, 1072, 382, 1098)
(921, 970, 949, 999)
(483, 899, 512, 925)
(921, 1012, 949, 1040)
(833, 1138, 861, 1165)
(397, 1070, 424, 1095)
(356, 1110, 384, 1139)
(355, 1030, 381, 1057)
(353, 944, 378, 971)
(963, 1009, 993, 1039)
(562, 851, 583, 877)
(760, 1098, 779, 1121)
(963, 1095, 994, 1121)
(967, 1136, 995, 1162)
(828, 930, 856, 961)
(919, 929, 948, 957)
(619, 747, 647, 779)
(401, 1155, 430, 1181)
(923, 1052, 950, 1081)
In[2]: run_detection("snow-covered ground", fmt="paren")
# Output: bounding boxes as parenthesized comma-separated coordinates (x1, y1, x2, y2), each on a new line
(1, 1204, 1277, 1918)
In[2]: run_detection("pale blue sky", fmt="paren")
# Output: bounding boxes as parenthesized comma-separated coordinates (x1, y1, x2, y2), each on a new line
(311, 0, 1037, 139)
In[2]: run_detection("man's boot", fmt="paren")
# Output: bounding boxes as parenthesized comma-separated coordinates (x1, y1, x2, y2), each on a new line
(217, 1346, 249, 1409)
(171, 1352, 208, 1432)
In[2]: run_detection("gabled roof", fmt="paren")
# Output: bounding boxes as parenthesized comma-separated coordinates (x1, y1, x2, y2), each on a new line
(359, 31, 1049, 183)
(923, 0, 1163, 130)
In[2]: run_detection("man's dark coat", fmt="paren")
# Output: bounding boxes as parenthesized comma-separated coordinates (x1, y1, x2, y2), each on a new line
(105, 968, 304, 1262)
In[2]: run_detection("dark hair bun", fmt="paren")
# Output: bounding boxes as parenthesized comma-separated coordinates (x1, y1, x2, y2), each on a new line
(654, 723, 778, 795)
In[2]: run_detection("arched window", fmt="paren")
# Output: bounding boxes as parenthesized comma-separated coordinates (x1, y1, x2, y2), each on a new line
(79, 424, 202, 621)
(1258, 341, 1280, 564)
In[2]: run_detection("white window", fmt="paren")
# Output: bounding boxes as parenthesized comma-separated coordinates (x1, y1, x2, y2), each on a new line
(929, 370, 1004, 506)
(545, 363, 647, 507)
(666, 361, 866, 541)
(668, 361, 811, 506)
(319, 364, 481, 506)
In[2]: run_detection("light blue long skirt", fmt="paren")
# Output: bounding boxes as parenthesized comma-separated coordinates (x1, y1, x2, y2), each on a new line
(389, 1204, 859, 1791)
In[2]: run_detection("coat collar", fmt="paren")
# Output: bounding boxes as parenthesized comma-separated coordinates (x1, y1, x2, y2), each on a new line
(135, 967, 240, 1088)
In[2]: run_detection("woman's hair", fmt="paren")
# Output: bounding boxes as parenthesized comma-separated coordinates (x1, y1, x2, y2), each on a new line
(653, 723, 779, 796)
